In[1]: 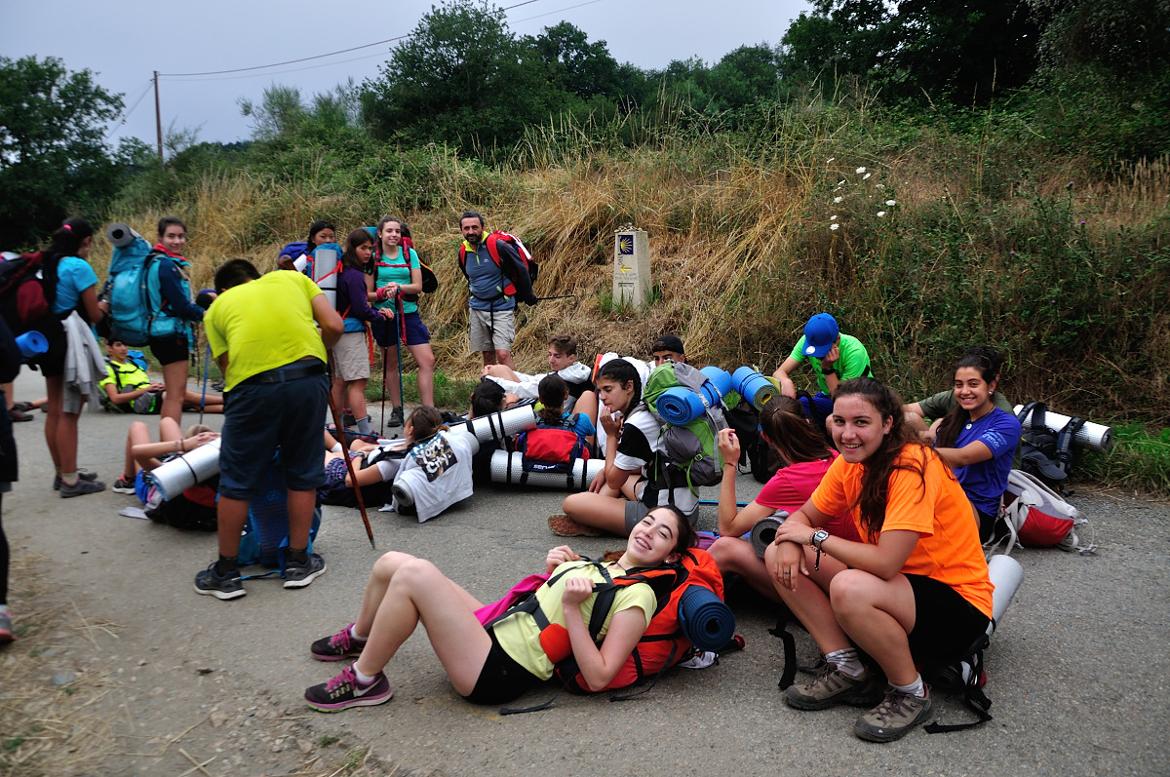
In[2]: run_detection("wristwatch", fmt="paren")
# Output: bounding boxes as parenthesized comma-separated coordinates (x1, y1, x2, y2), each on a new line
(810, 529, 830, 571)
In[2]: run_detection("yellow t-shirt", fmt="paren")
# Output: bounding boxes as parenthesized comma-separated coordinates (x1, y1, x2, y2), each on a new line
(204, 271, 327, 391)
(491, 561, 656, 680)
(811, 444, 994, 619)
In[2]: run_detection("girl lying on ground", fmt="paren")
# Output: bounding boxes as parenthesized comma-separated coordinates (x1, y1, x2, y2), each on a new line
(303, 505, 696, 711)
(764, 378, 993, 743)
(708, 397, 858, 600)
(113, 417, 219, 495)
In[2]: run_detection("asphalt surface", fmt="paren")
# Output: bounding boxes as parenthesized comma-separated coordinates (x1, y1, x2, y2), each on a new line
(5, 368, 1169, 777)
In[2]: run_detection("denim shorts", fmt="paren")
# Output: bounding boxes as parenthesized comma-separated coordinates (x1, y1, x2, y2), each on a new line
(218, 366, 328, 500)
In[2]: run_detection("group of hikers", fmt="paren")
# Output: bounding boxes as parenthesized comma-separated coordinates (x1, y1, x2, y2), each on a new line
(0, 210, 1026, 744)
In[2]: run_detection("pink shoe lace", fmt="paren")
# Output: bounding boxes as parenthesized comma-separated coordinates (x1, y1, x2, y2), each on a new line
(329, 624, 357, 653)
(326, 665, 357, 693)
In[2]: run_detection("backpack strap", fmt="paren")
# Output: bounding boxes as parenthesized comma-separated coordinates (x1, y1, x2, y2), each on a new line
(1056, 416, 1086, 474)
(924, 640, 994, 733)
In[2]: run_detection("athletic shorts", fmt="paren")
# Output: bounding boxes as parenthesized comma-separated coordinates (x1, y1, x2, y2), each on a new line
(149, 334, 189, 366)
(624, 499, 651, 533)
(332, 331, 369, 382)
(469, 308, 515, 352)
(218, 364, 328, 500)
(904, 574, 991, 668)
(371, 312, 431, 349)
(463, 629, 544, 705)
(31, 321, 67, 378)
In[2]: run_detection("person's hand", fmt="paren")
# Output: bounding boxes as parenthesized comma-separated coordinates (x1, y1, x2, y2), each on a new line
(918, 428, 936, 444)
(821, 342, 840, 369)
(380, 308, 395, 320)
(562, 576, 594, 607)
(277, 256, 296, 271)
(599, 406, 622, 436)
(717, 428, 741, 462)
(149, 382, 165, 392)
(504, 392, 519, 407)
(766, 535, 806, 591)
(588, 470, 606, 493)
(187, 431, 220, 449)
(545, 544, 580, 573)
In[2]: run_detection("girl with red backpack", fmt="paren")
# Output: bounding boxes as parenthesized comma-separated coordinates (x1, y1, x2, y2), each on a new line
(303, 506, 697, 711)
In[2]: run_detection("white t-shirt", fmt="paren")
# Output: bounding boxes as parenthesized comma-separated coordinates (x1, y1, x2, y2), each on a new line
(390, 430, 476, 523)
(613, 406, 699, 517)
(486, 361, 593, 403)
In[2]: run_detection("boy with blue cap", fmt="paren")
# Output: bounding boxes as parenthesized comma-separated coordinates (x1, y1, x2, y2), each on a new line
(773, 313, 873, 420)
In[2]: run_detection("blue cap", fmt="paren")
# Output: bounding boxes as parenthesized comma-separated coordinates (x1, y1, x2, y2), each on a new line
(802, 313, 839, 359)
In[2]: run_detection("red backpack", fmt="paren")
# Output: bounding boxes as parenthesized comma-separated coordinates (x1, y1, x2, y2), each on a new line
(457, 230, 538, 300)
(0, 251, 53, 335)
(515, 414, 589, 474)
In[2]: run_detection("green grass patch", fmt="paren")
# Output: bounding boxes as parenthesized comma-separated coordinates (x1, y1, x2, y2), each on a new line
(1077, 424, 1170, 497)
(364, 369, 478, 412)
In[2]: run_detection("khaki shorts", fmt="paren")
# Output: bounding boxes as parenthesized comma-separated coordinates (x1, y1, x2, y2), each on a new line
(332, 331, 370, 381)
(469, 308, 516, 352)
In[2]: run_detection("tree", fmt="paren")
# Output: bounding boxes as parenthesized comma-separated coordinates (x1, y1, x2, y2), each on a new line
(708, 45, 782, 110)
(528, 21, 620, 99)
(240, 85, 306, 140)
(0, 56, 124, 248)
(362, 0, 569, 152)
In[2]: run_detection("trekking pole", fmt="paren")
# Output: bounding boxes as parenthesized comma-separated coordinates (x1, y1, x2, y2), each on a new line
(394, 294, 405, 416)
(698, 499, 748, 507)
(326, 353, 375, 548)
(199, 340, 211, 425)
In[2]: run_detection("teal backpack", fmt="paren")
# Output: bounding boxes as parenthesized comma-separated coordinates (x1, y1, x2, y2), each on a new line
(103, 228, 159, 347)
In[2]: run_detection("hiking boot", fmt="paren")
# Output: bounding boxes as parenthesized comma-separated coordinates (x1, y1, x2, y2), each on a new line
(53, 469, 98, 491)
(853, 686, 933, 743)
(311, 624, 367, 662)
(305, 664, 393, 713)
(59, 477, 107, 498)
(194, 562, 245, 601)
(548, 514, 604, 538)
(784, 662, 882, 710)
(0, 606, 13, 645)
(283, 553, 327, 589)
(387, 406, 404, 428)
(111, 475, 136, 495)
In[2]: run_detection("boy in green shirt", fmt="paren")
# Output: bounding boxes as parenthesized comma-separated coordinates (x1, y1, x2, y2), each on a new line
(773, 313, 873, 421)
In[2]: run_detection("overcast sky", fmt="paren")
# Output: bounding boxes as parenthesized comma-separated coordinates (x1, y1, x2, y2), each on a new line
(1, 0, 807, 146)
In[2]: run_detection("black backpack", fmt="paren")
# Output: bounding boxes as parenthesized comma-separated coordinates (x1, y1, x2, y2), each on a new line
(1016, 402, 1085, 493)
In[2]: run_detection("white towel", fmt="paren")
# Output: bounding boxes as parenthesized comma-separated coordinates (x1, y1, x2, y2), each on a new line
(61, 312, 106, 408)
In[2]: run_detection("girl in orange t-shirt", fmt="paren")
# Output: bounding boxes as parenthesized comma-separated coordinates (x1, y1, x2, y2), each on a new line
(765, 378, 992, 743)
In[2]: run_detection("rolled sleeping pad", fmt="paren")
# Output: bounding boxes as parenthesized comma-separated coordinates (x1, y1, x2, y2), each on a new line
(1013, 404, 1113, 451)
(460, 405, 538, 445)
(15, 330, 48, 360)
(657, 386, 707, 425)
(489, 449, 604, 491)
(732, 366, 779, 411)
(750, 512, 787, 559)
(677, 585, 736, 652)
(700, 366, 733, 400)
(311, 243, 341, 308)
(293, 255, 309, 273)
(986, 553, 1023, 637)
(391, 429, 480, 509)
(105, 222, 141, 249)
(146, 438, 222, 501)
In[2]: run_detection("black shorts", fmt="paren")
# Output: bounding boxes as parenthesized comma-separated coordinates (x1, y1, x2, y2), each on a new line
(31, 320, 67, 378)
(905, 574, 991, 668)
(149, 334, 188, 366)
(462, 629, 544, 705)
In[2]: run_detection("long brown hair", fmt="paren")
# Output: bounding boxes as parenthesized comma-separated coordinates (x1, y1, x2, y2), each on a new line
(934, 349, 1002, 448)
(340, 228, 373, 271)
(760, 396, 834, 465)
(834, 378, 926, 542)
(407, 406, 447, 444)
(537, 373, 569, 425)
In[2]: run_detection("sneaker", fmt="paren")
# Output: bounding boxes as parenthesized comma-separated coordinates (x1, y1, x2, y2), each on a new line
(387, 406, 404, 428)
(11, 401, 34, 412)
(342, 411, 358, 428)
(59, 477, 107, 498)
(547, 514, 604, 537)
(311, 624, 367, 662)
(283, 553, 327, 589)
(305, 664, 393, 712)
(194, 562, 246, 601)
(784, 662, 882, 711)
(53, 469, 99, 491)
(111, 476, 136, 495)
(0, 606, 13, 645)
(8, 409, 33, 422)
(853, 686, 933, 743)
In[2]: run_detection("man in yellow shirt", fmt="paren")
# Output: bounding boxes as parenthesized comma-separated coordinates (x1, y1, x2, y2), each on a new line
(194, 259, 343, 600)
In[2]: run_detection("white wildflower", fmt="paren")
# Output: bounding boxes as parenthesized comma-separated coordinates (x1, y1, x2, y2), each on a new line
(877, 211, 887, 218)
(885, 199, 897, 206)
(836, 179, 846, 188)
(833, 196, 844, 203)
(830, 214, 839, 221)
(855, 166, 867, 174)
(875, 183, 885, 190)
(830, 223, 840, 231)
(862, 172, 872, 180)
(826, 157, 836, 163)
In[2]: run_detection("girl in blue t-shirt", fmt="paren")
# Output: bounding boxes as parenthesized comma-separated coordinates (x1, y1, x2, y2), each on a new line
(931, 351, 1022, 542)
(369, 217, 437, 424)
(37, 218, 107, 497)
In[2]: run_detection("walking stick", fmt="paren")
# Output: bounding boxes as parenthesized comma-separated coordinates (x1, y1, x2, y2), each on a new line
(327, 353, 375, 548)
(394, 294, 405, 420)
(199, 341, 211, 425)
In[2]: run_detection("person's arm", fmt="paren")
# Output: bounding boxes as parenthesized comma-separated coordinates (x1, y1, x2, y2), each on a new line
(104, 380, 162, 406)
(903, 402, 926, 418)
(78, 284, 103, 325)
(772, 517, 919, 581)
(342, 271, 385, 322)
(132, 431, 219, 471)
(497, 241, 537, 305)
(818, 342, 842, 394)
(561, 580, 649, 691)
(398, 253, 423, 295)
(934, 440, 994, 468)
(311, 293, 344, 349)
(772, 356, 801, 396)
(715, 428, 774, 535)
(156, 260, 204, 322)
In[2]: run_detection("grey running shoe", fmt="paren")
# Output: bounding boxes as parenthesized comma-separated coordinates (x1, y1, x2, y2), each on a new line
(53, 468, 99, 491)
(784, 662, 882, 710)
(853, 686, 933, 743)
(194, 562, 245, 601)
(59, 477, 107, 498)
(284, 553, 327, 589)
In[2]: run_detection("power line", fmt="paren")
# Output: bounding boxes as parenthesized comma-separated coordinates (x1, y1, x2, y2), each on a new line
(512, 0, 607, 23)
(159, 0, 548, 79)
(105, 80, 154, 139)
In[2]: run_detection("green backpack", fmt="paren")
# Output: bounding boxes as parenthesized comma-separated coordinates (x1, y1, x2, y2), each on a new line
(642, 362, 728, 495)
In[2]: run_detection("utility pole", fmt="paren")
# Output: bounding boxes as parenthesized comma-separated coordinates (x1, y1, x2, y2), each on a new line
(153, 70, 163, 163)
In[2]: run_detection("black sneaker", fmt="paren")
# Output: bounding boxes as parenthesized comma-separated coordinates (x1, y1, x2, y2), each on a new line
(284, 553, 326, 589)
(311, 623, 367, 661)
(853, 685, 933, 742)
(111, 476, 136, 494)
(305, 664, 393, 712)
(387, 406, 404, 428)
(194, 562, 245, 600)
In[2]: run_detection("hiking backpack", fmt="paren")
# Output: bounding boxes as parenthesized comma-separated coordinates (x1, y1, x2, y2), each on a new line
(372, 237, 439, 305)
(1016, 401, 1085, 492)
(0, 251, 55, 337)
(993, 469, 1094, 554)
(457, 230, 538, 303)
(515, 414, 590, 474)
(239, 456, 322, 575)
(103, 232, 162, 347)
(642, 362, 728, 495)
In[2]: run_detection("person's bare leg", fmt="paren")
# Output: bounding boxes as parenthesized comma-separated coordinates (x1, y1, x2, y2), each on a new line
(829, 570, 919, 685)
(561, 492, 631, 536)
(709, 537, 781, 602)
(383, 349, 402, 408)
(56, 412, 80, 476)
(481, 351, 497, 368)
(409, 343, 436, 407)
(352, 551, 483, 638)
(217, 497, 250, 558)
(352, 557, 492, 695)
(572, 390, 598, 429)
(765, 543, 853, 653)
(123, 421, 151, 477)
(159, 360, 188, 425)
(330, 377, 346, 417)
(346, 379, 369, 424)
(494, 348, 514, 369)
(286, 489, 317, 550)
(159, 417, 182, 442)
(43, 377, 63, 473)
